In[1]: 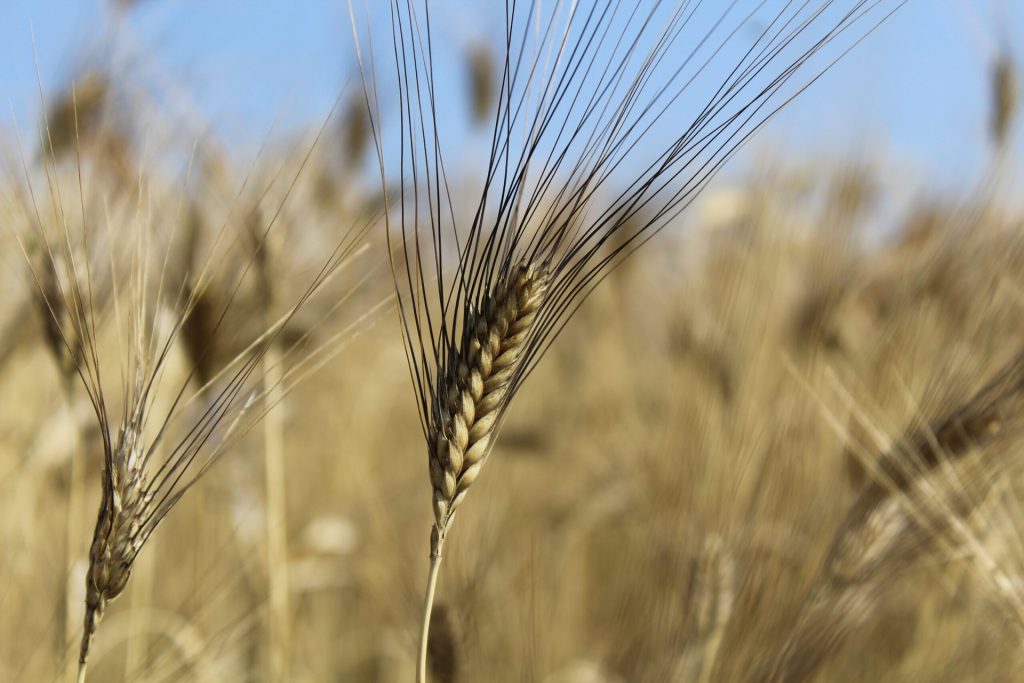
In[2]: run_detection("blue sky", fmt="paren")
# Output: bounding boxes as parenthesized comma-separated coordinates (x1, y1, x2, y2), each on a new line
(1, 1, 1021, 193)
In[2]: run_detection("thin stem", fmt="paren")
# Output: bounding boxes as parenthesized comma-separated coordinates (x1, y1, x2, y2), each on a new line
(263, 341, 290, 682)
(77, 607, 93, 683)
(78, 596, 102, 683)
(416, 528, 445, 683)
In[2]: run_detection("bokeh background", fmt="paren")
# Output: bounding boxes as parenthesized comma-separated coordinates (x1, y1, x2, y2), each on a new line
(3, 0, 1023, 187)
(1, 1, 1023, 682)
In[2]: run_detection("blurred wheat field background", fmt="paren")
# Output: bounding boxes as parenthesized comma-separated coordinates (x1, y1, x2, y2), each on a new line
(2, 1, 1024, 682)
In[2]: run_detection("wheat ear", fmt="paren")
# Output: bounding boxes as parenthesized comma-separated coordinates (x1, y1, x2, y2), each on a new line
(762, 351, 1024, 683)
(416, 262, 548, 683)
(78, 411, 150, 682)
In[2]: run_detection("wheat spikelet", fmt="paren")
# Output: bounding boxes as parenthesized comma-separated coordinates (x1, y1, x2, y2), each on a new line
(673, 537, 736, 683)
(33, 252, 80, 382)
(465, 43, 495, 126)
(42, 72, 109, 162)
(341, 90, 371, 169)
(991, 52, 1019, 151)
(428, 262, 548, 539)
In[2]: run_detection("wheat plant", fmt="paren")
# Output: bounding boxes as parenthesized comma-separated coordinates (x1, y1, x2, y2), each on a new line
(352, 1, 907, 679)
(8, 82, 374, 681)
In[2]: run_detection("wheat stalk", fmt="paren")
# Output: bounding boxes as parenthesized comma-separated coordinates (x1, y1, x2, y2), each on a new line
(246, 209, 292, 683)
(991, 51, 1019, 152)
(426, 603, 461, 683)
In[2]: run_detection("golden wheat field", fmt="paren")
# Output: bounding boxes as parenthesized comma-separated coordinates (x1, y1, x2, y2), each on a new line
(2, 2, 1024, 682)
